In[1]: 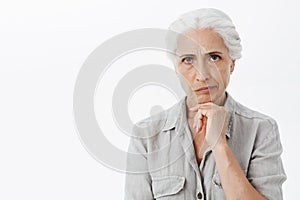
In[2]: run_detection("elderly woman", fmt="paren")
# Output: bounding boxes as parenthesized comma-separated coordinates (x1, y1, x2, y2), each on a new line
(124, 8, 286, 200)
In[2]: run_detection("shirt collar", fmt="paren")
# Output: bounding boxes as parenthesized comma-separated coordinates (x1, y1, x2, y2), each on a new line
(223, 92, 235, 138)
(162, 91, 235, 138)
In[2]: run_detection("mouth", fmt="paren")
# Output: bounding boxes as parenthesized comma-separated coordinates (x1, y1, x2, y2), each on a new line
(194, 86, 216, 93)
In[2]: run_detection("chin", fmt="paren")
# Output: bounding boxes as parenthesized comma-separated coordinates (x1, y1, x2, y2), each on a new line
(196, 95, 213, 104)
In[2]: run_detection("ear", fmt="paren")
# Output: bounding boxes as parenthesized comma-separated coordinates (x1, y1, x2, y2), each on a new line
(230, 60, 235, 74)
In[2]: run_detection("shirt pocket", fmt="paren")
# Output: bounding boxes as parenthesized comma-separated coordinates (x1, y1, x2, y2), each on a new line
(152, 175, 185, 199)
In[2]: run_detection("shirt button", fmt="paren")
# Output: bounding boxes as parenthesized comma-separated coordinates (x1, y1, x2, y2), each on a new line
(197, 192, 203, 199)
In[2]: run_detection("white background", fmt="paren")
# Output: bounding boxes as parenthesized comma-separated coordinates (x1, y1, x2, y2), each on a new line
(1, 0, 299, 199)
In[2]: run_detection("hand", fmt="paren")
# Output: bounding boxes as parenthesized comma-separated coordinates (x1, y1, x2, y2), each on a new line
(194, 102, 228, 149)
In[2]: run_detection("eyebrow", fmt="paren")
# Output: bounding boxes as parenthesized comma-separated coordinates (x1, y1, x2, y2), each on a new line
(179, 54, 195, 58)
(207, 51, 223, 55)
(178, 51, 223, 58)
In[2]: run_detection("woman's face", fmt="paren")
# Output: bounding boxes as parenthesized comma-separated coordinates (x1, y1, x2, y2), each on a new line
(174, 28, 235, 105)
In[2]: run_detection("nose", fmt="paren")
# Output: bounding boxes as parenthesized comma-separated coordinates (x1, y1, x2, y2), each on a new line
(194, 60, 210, 82)
(195, 71, 209, 81)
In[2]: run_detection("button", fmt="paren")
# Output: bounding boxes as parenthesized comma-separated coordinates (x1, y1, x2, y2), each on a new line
(197, 192, 202, 199)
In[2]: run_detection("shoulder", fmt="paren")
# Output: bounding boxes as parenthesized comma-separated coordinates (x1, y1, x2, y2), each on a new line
(132, 99, 182, 137)
(234, 99, 272, 120)
(233, 98, 279, 139)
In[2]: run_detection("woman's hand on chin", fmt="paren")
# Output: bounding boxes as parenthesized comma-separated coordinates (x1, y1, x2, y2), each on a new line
(195, 102, 228, 149)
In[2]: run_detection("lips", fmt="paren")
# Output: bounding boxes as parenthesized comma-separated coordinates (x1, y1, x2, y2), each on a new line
(194, 86, 216, 92)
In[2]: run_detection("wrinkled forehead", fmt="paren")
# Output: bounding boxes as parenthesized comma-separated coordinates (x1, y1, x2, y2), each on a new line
(176, 33, 204, 55)
(175, 28, 228, 56)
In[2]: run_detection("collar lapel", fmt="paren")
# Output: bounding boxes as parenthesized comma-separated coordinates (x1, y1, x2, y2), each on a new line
(162, 96, 202, 180)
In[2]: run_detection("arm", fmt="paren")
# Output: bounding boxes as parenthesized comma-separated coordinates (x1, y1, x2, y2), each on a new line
(243, 120, 286, 199)
(197, 103, 286, 200)
(212, 119, 286, 200)
(212, 139, 267, 200)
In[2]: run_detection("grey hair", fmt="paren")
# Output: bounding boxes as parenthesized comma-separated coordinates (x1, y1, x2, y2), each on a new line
(166, 8, 242, 60)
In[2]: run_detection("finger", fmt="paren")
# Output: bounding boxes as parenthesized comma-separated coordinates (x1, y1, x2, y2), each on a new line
(197, 119, 202, 132)
(198, 104, 213, 110)
(196, 116, 203, 132)
(197, 104, 212, 110)
(198, 109, 208, 117)
(194, 111, 202, 123)
(198, 102, 215, 106)
(198, 111, 203, 120)
(188, 106, 198, 112)
(202, 116, 207, 127)
(199, 116, 207, 132)
(198, 102, 218, 109)
(192, 112, 202, 132)
(192, 118, 201, 131)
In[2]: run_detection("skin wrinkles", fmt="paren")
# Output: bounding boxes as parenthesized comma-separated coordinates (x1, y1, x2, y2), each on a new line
(174, 28, 234, 119)
(172, 28, 267, 200)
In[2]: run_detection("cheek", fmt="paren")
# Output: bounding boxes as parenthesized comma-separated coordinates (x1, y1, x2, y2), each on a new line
(211, 63, 231, 88)
(177, 66, 193, 82)
(176, 66, 195, 93)
(220, 65, 231, 87)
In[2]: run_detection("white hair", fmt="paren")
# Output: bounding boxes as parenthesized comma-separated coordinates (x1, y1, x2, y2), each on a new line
(166, 8, 242, 60)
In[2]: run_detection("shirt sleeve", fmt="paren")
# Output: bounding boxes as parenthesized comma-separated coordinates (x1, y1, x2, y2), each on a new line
(247, 119, 287, 200)
(124, 124, 154, 200)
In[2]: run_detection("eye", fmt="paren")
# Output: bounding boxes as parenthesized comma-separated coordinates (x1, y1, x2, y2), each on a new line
(210, 54, 221, 62)
(181, 57, 194, 64)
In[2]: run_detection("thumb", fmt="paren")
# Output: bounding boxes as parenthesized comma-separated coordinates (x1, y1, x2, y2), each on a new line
(199, 115, 207, 133)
